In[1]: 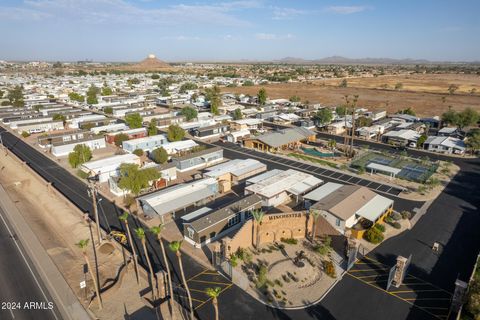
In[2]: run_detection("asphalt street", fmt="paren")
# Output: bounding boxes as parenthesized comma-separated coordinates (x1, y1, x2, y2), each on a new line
(1, 125, 479, 320)
(0, 206, 60, 320)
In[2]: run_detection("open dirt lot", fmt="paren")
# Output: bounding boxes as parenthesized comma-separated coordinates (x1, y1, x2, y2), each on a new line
(224, 74, 480, 117)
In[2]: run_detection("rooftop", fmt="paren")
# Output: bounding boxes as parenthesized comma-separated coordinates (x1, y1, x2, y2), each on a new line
(204, 159, 266, 178)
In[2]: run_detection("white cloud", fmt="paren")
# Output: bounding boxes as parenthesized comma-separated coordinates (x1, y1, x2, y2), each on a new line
(255, 33, 294, 40)
(325, 6, 367, 15)
(4, 0, 257, 26)
(272, 7, 305, 20)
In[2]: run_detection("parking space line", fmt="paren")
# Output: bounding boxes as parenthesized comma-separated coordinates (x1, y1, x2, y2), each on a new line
(189, 279, 231, 285)
(357, 274, 389, 279)
(178, 295, 206, 303)
(404, 298, 452, 301)
(186, 269, 209, 282)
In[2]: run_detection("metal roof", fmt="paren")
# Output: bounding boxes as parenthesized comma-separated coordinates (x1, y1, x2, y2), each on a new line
(303, 182, 343, 202)
(81, 153, 140, 173)
(181, 207, 212, 222)
(356, 195, 394, 222)
(366, 163, 401, 175)
(204, 159, 266, 178)
(255, 127, 315, 148)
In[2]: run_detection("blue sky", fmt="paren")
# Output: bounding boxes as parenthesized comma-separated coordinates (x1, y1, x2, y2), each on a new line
(0, 0, 479, 62)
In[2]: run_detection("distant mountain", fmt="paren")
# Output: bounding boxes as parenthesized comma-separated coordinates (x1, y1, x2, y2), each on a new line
(275, 56, 472, 65)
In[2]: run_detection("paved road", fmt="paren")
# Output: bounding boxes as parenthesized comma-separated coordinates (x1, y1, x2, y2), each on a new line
(0, 206, 60, 320)
(1, 126, 479, 320)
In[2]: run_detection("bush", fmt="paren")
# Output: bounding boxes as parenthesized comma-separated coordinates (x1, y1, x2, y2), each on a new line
(230, 254, 238, 267)
(374, 223, 386, 232)
(274, 279, 283, 287)
(392, 222, 401, 229)
(390, 211, 402, 221)
(364, 227, 384, 244)
(77, 170, 89, 179)
(280, 237, 298, 245)
(132, 149, 144, 157)
(123, 195, 135, 208)
(401, 210, 411, 220)
(384, 216, 394, 224)
(151, 147, 168, 164)
(323, 260, 337, 278)
(21, 131, 31, 138)
(313, 244, 330, 255)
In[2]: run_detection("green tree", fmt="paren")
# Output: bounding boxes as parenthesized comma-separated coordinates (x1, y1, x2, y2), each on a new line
(68, 144, 92, 168)
(147, 118, 158, 136)
(167, 124, 185, 142)
(257, 88, 267, 105)
(455, 107, 479, 130)
(205, 287, 221, 320)
(151, 147, 168, 164)
(117, 163, 160, 195)
(205, 85, 222, 115)
(335, 105, 347, 116)
(125, 113, 143, 129)
(466, 129, 480, 153)
(233, 108, 243, 120)
(242, 80, 254, 86)
(441, 106, 458, 126)
(68, 92, 85, 102)
(179, 82, 198, 93)
(103, 106, 113, 114)
(169, 241, 193, 319)
(314, 108, 333, 125)
(7, 85, 24, 107)
(150, 224, 174, 315)
(134, 228, 156, 300)
(151, 74, 160, 79)
(251, 209, 265, 248)
(76, 239, 102, 309)
(101, 86, 113, 96)
(86, 84, 99, 105)
(181, 106, 198, 121)
(398, 107, 416, 116)
(355, 116, 372, 128)
(21, 131, 30, 138)
(52, 113, 66, 124)
(416, 134, 427, 148)
(327, 139, 336, 151)
(114, 133, 129, 147)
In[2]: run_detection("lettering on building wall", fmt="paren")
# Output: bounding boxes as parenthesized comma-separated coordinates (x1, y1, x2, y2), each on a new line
(268, 213, 302, 221)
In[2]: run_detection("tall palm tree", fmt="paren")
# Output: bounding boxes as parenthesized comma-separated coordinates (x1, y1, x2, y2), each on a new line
(169, 241, 193, 320)
(76, 239, 102, 310)
(251, 209, 265, 248)
(119, 211, 139, 283)
(205, 287, 221, 320)
(150, 225, 175, 318)
(135, 227, 156, 300)
(310, 210, 321, 240)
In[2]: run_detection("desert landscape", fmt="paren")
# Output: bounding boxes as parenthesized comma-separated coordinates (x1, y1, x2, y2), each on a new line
(224, 73, 480, 117)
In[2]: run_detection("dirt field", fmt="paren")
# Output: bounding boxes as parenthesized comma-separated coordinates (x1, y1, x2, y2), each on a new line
(224, 74, 480, 117)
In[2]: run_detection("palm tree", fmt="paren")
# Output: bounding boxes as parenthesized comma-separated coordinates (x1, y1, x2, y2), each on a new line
(205, 287, 221, 320)
(135, 228, 156, 300)
(169, 241, 193, 319)
(327, 139, 336, 151)
(251, 209, 265, 248)
(310, 210, 321, 240)
(76, 239, 102, 310)
(150, 225, 175, 318)
(119, 211, 139, 283)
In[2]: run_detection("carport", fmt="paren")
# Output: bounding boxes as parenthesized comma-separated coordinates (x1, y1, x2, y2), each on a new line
(366, 163, 401, 180)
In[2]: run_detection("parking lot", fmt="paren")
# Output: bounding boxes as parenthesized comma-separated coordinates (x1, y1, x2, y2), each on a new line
(214, 142, 404, 197)
(347, 256, 452, 320)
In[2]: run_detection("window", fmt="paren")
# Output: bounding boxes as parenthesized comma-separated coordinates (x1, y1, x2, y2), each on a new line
(228, 213, 241, 227)
(187, 227, 194, 239)
(335, 218, 341, 227)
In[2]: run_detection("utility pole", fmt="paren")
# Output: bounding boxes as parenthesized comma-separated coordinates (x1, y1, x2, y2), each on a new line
(349, 95, 359, 158)
(343, 95, 350, 156)
(88, 182, 102, 245)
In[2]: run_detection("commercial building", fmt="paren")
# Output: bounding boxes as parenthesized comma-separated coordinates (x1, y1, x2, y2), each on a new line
(183, 194, 262, 247)
(171, 146, 223, 172)
(245, 169, 323, 207)
(309, 184, 393, 237)
(244, 127, 316, 152)
(137, 178, 219, 221)
(122, 134, 168, 153)
(80, 153, 141, 183)
(204, 159, 267, 186)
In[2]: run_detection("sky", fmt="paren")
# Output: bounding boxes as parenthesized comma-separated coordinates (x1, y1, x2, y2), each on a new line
(0, 0, 479, 62)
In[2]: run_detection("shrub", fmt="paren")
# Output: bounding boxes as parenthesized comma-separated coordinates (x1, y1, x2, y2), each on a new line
(280, 237, 298, 245)
(151, 147, 168, 164)
(282, 274, 290, 283)
(230, 254, 238, 267)
(323, 260, 337, 278)
(374, 223, 386, 232)
(314, 244, 330, 255)
(384, 216, 394, 224)
(77, 169, 89, 179)
(401, 210, 412, 220)
(392, 222, 401, 229)
(390, 211, 402, 221)
(364, 227, 384, 244)
(274, 279, 283, 287)
(132, 149, 144, 157)
(21, 131, 31, 138)
(123, 195, 135, 208)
